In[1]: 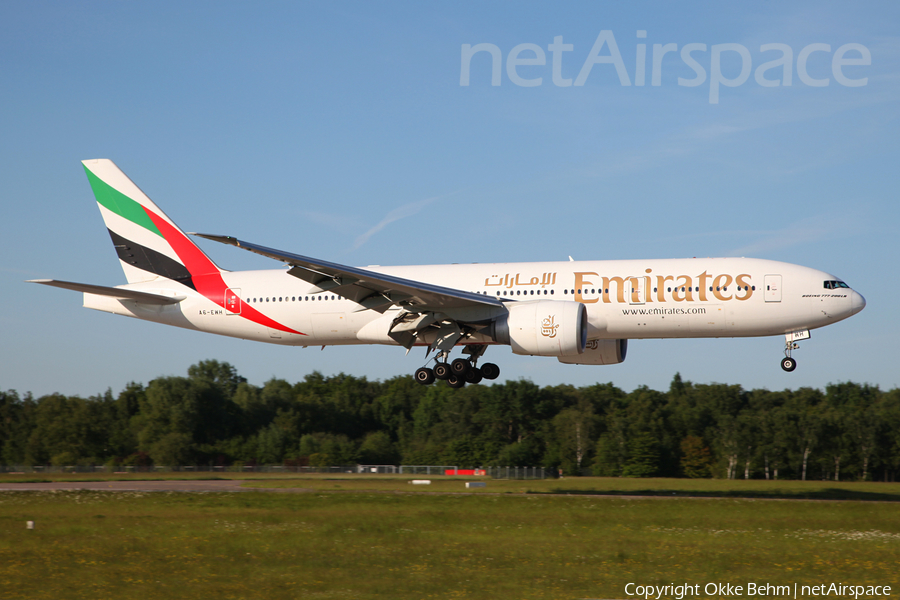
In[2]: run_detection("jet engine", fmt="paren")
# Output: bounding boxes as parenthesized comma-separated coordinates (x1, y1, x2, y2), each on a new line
(558, 338, 628, 365)
(491, 301, 587, 357)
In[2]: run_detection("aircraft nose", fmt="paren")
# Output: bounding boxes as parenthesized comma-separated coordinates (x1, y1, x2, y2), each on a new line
(850, 290, 866, 315)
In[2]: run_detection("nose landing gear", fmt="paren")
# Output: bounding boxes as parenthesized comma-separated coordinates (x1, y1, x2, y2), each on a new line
(781, 330, 809, 372)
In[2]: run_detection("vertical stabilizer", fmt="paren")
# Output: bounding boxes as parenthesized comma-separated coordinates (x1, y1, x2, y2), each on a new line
(82, 159, 221, 289)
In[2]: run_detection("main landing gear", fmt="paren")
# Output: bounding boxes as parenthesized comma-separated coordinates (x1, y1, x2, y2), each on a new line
(414, 351, 500, 388)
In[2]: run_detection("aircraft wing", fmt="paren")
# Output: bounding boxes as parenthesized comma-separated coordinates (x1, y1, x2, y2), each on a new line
(28, 279, 184, 305)
(192, 234, 503, 313)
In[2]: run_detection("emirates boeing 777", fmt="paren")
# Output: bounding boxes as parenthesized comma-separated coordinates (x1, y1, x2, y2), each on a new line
(31, 159, 866, 388)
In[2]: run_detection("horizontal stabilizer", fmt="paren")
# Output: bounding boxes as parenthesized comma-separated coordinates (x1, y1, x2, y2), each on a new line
(28, 279, 184, 305)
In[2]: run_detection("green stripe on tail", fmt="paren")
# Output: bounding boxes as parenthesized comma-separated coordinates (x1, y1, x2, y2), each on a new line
(83, 165, 163, 237)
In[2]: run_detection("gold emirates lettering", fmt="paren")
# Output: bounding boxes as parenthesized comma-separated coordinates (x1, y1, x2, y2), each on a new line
(574, 270, 753, 304)
(540, 315, 559, 338)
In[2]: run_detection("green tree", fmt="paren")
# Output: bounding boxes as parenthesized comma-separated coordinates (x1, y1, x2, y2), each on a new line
(357, 431, 398, 464)
(553, 401, 597, 475)
(829, 382, 881, 481)
(441, 436, 480, 467)
(0, 390, 35, 465)
(25, 393, 111, 464)
(149, 432, 192, 466)
(593, 433, 625, 477)
(784, 388, 824, 480)
(621, 432, 659, 477)
(680, 435, 712, 478)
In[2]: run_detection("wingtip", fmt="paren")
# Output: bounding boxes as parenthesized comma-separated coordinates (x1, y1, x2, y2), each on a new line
(190, 233, 239, 246)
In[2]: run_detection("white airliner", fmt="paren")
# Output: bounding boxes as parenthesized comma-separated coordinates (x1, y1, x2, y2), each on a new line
(31, 159, 866, 387)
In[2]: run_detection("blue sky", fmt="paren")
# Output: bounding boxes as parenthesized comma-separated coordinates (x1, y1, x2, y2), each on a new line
(1, 1, 897, 397)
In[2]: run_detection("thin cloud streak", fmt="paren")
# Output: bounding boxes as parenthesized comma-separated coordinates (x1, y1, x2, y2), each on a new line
(297, 210, 365, 232)
(725, 212, 866, 257)
(349, 192, 457, 252)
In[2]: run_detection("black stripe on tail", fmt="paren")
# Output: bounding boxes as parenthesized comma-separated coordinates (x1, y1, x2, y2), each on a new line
(107, 229, 196, 291)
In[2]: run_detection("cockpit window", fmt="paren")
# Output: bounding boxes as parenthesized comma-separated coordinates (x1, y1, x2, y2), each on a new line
(824, 280, 850, 290)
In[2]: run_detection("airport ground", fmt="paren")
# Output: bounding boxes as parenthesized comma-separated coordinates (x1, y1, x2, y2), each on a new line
(1, 475, 898, 599)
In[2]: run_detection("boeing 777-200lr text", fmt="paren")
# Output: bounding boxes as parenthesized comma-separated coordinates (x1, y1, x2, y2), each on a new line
(31, 160, 867, 388)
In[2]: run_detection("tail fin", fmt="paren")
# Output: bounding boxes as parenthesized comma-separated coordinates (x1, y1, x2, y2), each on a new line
(82, 159, 222, 289)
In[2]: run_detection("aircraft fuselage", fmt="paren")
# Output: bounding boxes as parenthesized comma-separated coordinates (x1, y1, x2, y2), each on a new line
(83, 257, 865, 348)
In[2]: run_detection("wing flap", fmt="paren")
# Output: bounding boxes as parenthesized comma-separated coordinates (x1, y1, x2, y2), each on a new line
(192, 233, 502, 312)
(28, 279, 184, 305)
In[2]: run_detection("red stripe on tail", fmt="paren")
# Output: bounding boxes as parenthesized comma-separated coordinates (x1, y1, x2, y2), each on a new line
(143, 208, 306, 336)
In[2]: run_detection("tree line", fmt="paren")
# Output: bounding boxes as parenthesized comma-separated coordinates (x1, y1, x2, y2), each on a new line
(2, 360, 898, 480)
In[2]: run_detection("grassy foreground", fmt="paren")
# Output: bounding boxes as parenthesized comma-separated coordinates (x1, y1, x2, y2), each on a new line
(6, 471, 900, 501)
(1, 482, 898, 600)
(240, 475, 900, 501)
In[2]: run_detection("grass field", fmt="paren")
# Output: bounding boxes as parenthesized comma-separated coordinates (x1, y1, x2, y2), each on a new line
(239, 475, 900, 502)
(6, 472, 900, 501)
(1, 478, 898, 599)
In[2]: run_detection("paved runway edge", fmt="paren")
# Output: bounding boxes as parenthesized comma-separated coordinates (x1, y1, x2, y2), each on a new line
(0, 480, 313, 493)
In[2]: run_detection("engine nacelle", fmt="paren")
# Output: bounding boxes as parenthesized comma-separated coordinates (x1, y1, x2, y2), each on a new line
(558, 338, 628, 365)
(492, 301, 587, 357)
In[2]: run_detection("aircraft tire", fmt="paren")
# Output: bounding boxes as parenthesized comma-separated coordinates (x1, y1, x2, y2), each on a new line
(415, 367, 435, 385)
(480, 362, 500, 380)
(781, 357, 797, 372)
(450, 358, 471, 376)
(465, 368, 483, 384)
(433, 362, 451, 380)
(447, 374, 466, 389)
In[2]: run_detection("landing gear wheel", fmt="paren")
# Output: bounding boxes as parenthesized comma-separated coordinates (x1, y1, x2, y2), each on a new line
(464, 368, 483, 384)
(450, 358, 471, 377)
(781, 357, 797, 372)
(480, 362, 500, 380)
(433, 363, 451, 380)
(415, 367, 435, 385)
(447, 374, 466, 389)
